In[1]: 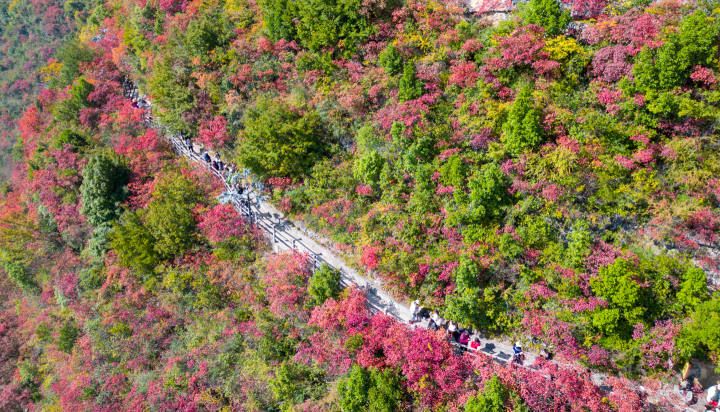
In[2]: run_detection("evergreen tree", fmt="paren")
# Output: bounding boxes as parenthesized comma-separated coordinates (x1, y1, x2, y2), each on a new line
(80, 151, 130, 227)
(501, 86, 543, 156)
(398, 63, 423, 101)
(379, 44, 403, 75)
(238, 98, 327, 178)
(338, 365, 406, 412)
(465, 376, 509, 412)
(353, 151, 385, 187)
(467, 163, 510, 222)
(523, 0, 570, 36)
(633, 11, 718, 91)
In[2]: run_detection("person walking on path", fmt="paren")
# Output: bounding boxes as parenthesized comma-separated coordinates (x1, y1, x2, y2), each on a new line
(429, 311, 443, 331)
(409, 300, 420, 323)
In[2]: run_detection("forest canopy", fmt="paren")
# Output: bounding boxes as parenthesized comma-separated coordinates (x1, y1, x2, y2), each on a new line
(1, 0, 720, 410)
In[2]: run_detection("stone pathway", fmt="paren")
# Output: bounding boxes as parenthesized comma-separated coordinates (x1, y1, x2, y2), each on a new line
(126, 82, 702, 411)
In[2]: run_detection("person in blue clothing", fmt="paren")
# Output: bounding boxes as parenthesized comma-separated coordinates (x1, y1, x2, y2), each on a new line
(513, 342, 522, 354)
(512, 341, 524, 365)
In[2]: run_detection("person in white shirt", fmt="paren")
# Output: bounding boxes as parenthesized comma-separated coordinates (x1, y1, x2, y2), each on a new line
(447, 321, 459, 342)
(429, 311, 440, 331)
(429, 312, 444, 331)
(707, 382, 720, 405)
(409, 300, 420, 323)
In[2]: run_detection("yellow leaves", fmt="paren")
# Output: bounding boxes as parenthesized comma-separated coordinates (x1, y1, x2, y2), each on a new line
(543, 36, 584, 61)
(197, 390, 233, 412)
(79, 24, 98, 44)
(403, 31, 434, 53)
(39, 60, 63, 83)
(108, 322, 132, 337)
(7, 0, 20, 13)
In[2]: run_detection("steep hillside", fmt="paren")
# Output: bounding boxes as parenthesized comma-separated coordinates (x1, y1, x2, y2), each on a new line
(0, 0, 719, 410)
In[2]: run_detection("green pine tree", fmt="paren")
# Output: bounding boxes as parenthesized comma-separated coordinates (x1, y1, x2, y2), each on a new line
(501, 86, 543, 156)
(398, 63, 423, 101)
(523, 0, 571, 37)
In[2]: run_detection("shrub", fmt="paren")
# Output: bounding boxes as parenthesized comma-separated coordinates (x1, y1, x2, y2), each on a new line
(237, 98, 327, 179)
(523, 0, 570, 37)
(145, 173, 202, 259)
(307, 263, 342, 307)
(465, 376, 508, 412)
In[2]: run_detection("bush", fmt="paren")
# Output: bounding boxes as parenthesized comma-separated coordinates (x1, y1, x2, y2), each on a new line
(145, 173, 203, 259)
(523, 0, 570, 37)
(338, 365, 406, 412)
(307, 263, 342, 307)
(237, 98, 327, 178)
(465, 376, 509, 412)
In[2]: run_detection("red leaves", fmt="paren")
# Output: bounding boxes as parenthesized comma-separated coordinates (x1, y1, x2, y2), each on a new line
(485, 25, 552, 76)
(360, 246, 381, 270)
(196, 116, 232, 150)
(262, 251, 313, 318)
(447, 61, 479, 89)
(196, 204, 250, 244)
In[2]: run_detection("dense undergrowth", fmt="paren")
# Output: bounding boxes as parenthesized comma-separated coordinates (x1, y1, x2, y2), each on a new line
(1, 0, 720, 409)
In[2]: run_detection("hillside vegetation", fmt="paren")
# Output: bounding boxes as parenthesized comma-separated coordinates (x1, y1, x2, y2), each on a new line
(1, 0, 720, 410)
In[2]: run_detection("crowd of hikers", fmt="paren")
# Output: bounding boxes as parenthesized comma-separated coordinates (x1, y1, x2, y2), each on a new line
(407, 300, 546, 365)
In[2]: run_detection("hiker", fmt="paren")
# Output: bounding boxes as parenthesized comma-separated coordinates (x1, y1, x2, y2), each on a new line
(470, 337, 481, 351)
(512, 341, 524, 365)
(540, 348, 552, 360)
(409, 300, 420, 323)
(429, 311, 443, 331)
(203, 152, 211, 163)
(458, 330, 470, 346)
(707, 381, 720, 407)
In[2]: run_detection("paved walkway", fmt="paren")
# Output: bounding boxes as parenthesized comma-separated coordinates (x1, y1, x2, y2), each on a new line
(125, 82, 701, 411)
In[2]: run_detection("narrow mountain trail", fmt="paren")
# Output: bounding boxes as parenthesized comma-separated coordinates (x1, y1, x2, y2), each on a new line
(128, 83, 699, 411)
